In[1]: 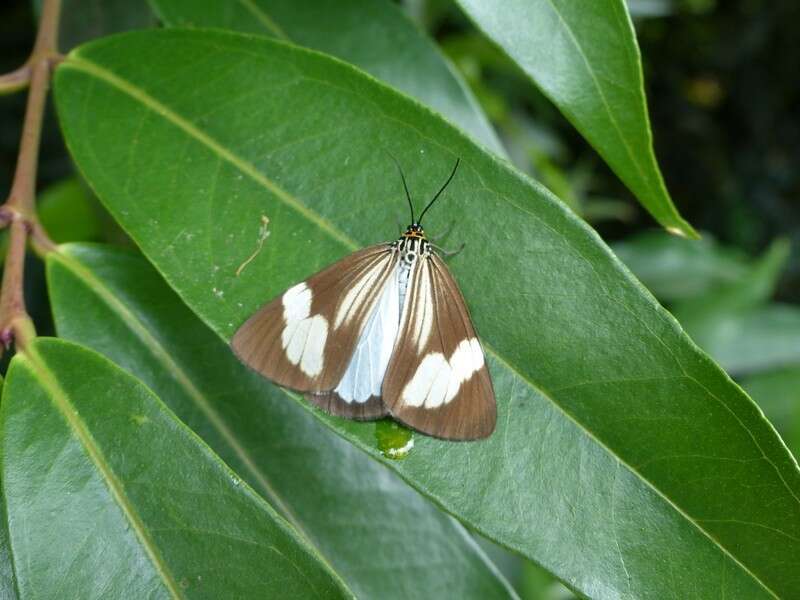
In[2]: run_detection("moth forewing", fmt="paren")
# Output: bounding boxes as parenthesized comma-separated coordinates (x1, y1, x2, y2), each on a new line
(383, 252, 496, 440)
(231, 244, 397, 398)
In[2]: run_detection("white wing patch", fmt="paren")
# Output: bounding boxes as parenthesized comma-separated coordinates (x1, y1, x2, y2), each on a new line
(335, 264, 401, 403)
(282, 282, 312, 321)
(401, 337, 484, 408)
(281, 282, 328, 377)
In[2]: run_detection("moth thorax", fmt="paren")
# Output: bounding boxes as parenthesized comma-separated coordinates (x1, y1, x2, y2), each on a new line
(397, 237, 430, 267)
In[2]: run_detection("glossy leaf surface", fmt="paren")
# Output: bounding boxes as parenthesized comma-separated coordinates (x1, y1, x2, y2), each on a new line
(54, 30, 800, 598)
(455, 0, 696, 236)
(1, 338, 349, 599)
(47, 243, 516, 600)
(150, 0, 505, 156)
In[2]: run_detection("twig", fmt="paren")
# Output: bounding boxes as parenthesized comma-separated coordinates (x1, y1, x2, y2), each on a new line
(235, 215, 271, 276)
(0, 64, 32, 95)
(0, 0, 61, 352)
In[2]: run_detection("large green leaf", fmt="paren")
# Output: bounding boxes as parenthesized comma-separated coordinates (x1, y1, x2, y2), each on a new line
(0, 338, 349, 599)
(149, 0, 505, 157)
(54, 30, 800, 597)
(46, 243, 517, 600)
(454, 0, 696, 237)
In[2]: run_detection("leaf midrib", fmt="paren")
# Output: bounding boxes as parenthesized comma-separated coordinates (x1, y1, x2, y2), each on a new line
(60, 52, 782, 597)
(17, 344, 185, 600)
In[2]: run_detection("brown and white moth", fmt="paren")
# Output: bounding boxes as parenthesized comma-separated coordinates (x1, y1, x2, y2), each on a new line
(232, 159, 496, 440)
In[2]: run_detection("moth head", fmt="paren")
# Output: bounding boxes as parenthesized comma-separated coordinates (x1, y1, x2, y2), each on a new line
(404, 223, 426, 239)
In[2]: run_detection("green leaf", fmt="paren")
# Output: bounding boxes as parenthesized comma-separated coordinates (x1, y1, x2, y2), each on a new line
(673, 239, 800, 374)
(149, 0, 506, 157)
(612, 231, 751, 302)
(0, 497, 14, 600)
(519, 560, 576, 600)
(46, 243, 517, 600)
(617, 235, 796, 375)
(673, 238, 790, 315)
(454, 0, 696, 237)
(677, 303, 800, 376)
(626, 0, 673, 18)
(54, 30, 800, 597)
(38, 177, 106, 242)
(671, 239, 794, 375)
(0, 374, 17, 600)
(1, 338, 350, 599)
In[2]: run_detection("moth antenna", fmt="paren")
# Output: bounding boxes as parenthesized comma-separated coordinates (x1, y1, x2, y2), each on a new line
(387, 152, 415, 224)
(418, 158, 460, 225)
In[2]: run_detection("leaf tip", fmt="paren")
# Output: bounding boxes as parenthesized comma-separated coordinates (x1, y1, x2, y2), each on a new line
(666, 223, 700, 240)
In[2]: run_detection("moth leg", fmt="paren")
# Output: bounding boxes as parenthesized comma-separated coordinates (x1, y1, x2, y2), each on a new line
(432, 241, 465, 258)
(427, 220, 456, 243)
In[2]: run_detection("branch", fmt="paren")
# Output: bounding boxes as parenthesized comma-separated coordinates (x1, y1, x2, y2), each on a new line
(0, 0, 61, 352)
(0, 64, 31, 95)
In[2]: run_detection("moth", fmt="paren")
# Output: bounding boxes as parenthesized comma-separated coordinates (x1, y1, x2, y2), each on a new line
(232, 159, 496, 440)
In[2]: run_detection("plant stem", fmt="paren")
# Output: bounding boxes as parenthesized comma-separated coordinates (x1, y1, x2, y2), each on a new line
(0, 0, 61, 352)
(0, 64, 32, 95)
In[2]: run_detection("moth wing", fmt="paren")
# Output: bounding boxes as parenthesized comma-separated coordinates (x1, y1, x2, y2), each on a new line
(382, 253, 496, 440)
(232, 244, 397, 410)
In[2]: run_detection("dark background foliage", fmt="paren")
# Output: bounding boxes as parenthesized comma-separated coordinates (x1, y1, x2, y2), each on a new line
(638, 0, 799, 298)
